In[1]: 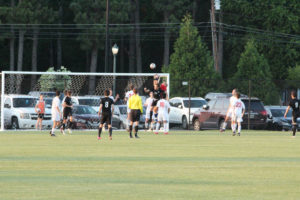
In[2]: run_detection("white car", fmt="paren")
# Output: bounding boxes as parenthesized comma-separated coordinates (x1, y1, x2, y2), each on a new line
(3, 95, 52, 129)
(72, 96, 102, 113)
(169, 97, 207, 129)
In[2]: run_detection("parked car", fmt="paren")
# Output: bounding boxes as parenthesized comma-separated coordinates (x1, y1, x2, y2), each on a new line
(169, 97, 207, 129)
(205, 92, 248, 101)
(265, 106, 299, 131)
(113, 105, 146, 129)
(3, 95, 52, 129)
(73, 96, 101, 112)
(72, 105, 100, 129)
(192, 96, 268, 130)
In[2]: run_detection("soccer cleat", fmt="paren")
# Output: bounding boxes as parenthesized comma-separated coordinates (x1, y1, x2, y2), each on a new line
(109, 136, 112, 140)
(97, 137, 101, 140)
(238, 133, 240, 136)
(68, 128, 72, 134)
(61, 130, 66, 135)
(232, 132, 236, 136)
(164, 132, 169, 135)
(49, 131, 52, 136)
(135, 135, 140, 139)
(51, 134, 56, 137)
(220, 129, 225, 133)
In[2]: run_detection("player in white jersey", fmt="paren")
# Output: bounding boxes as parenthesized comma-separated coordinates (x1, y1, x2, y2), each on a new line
(125, 85, 135, 129)
(220, 88, 238, 132)
(50, 91, 62, 136)
(154, 93, 170, 135)
(231, 92, 245, 136)
(144, 92, 154, 130)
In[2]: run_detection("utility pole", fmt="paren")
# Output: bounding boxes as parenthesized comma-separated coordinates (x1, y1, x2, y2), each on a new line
(210, 0, 219, 74)
(217, 8, 223, 76)
(104, 0, 110, 72)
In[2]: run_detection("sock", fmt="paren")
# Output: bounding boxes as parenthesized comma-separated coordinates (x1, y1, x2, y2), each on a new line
(134, 126, 138, 136)
(292, 125, 297, 136)
(51, 127, 55, 134)
(98, 127, 102, 137)
(232, 123, 236, 132)
(145, 121, 148, 129)
(150, 111, 153, 122)
(164, 122, 169, 133)
(150, 122, 154, 130)
(156, 122, 160, 132)
(129, 125, 133, 137)
(223, 122, 227, 130)
(238, 124, 241, 133)
(62, 123, 65, 130)
(109, 127, 112, 137)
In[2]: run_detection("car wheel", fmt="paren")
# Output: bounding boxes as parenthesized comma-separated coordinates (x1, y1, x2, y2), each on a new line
(182, 116, 188, 129)
(11, 117, 19, 129)
(218, 119, 225, 130)
(193, 119, 201, 131)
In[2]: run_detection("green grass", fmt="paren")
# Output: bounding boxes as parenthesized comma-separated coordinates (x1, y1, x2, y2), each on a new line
(1, 130, 300, 200)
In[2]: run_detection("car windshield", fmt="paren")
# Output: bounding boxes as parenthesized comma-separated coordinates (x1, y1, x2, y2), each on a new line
(44, 98, 52, 105)
(78, 99, 100, 106)
(119, 107, 127, 115)
(183, 100, 207, 108)
(271, 109, 292, 117)
(74, 106, 97, 115)
(13, 98, 36, 108)
(242, 100, 264, 112)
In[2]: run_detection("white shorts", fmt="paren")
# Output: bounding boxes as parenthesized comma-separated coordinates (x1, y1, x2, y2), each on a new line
(52, 111, 60, 121)
(146, 109, 151, 119)
(127, 108, 131, 114)
(226, 110, 233, 118)
(232, 113, 243, 123)
(158, 113, 169, 122)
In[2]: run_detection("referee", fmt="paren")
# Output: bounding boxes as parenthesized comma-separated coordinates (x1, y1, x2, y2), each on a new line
(128, 88, 143, 138)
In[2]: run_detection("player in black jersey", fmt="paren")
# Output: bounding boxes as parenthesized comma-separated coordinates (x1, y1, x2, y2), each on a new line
(62, 90, 74, 134)
(284, 90, 300, 138)
(98, 90, 114, 140)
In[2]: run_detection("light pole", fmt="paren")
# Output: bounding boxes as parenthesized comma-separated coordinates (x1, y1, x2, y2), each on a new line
(112, 43, 119, 96)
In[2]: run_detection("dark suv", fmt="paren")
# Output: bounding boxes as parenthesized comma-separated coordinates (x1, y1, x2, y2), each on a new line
(192, 96, 268, 130)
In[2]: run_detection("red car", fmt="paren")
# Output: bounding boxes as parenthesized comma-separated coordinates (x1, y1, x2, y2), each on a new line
(192, 96, 268, 130)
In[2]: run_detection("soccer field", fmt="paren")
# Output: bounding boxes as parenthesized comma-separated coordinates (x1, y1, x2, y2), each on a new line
(1, 130, 300, 200)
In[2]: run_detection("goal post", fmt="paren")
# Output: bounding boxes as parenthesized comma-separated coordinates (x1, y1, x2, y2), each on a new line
(0, 71, 170, 131)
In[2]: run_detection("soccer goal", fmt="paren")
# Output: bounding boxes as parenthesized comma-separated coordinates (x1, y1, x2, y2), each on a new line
(0, 71, 169, 131)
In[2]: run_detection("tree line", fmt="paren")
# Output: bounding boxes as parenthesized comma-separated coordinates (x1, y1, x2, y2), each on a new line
(0, 0, 299, 103)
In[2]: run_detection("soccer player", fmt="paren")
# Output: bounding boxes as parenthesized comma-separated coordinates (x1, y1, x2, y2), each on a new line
(144, 91, 154, 130)
(62, 90, 73, 134)
(50, 91, 61, 136)
(144, 84, 164, 122)
(155, 93, 170, 135)
(231, 92, 245, 136)
(220, 88, 238, 132)
(125, 85, 134, 129)
(284, 90, 300, 138)
(35, 94, 45, 130)
(128, 88, 143, 138)
(98, 90, 114, 140)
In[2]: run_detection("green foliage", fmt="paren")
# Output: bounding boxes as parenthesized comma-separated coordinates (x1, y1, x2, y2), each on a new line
(70, 0, 129, 51)
(287, 64, 300, 80)
(230, 39, 279, 104)
(165, 14, 220, 97)
(38, 66, 71, 91)
(222, 0, 300, 80)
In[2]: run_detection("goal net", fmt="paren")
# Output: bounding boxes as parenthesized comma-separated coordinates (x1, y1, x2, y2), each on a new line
(0, 71, 169, 131)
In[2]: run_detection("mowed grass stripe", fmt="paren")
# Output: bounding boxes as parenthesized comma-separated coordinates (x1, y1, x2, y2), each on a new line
(1, 130, 300, 200)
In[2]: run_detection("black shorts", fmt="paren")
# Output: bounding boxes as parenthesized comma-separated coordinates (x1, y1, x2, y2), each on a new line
(101, 112, 112, 125)
(63, 108, 73, 119)
(130, 109, 141, 122)
(38, 113, 44, 119)
(152, 99, 159, 107)
(292, 112, 300, 124)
